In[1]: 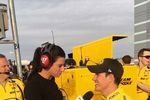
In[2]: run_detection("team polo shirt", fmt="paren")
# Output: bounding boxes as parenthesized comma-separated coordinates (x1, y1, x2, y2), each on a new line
(0, 78, 24, 100)
(137, 66, 150, 100)
(105, 87, 132, 100)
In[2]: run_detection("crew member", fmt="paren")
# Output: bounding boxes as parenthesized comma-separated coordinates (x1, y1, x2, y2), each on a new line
(0, 54, 24, 100)
(88, 58, 132, 100)
(137, 48, 150, 100)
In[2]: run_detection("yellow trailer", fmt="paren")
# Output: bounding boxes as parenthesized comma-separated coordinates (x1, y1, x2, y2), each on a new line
(72, 35, 127, 66)
(56, 66, 138, 100)
(56, 35, 138, 100)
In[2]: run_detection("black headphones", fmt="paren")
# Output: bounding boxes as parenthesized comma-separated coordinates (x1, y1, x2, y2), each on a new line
(40, 43, 55, 69)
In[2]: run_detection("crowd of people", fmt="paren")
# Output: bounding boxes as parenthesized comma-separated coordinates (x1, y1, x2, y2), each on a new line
(0, 43, 150, 100)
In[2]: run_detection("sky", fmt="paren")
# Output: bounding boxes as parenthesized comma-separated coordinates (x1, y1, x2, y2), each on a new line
(0, 0, 134, 61)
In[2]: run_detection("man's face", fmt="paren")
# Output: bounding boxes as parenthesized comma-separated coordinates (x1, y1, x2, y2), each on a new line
(0, 57, 10, 77)
(48, 57, 65, 77)
(92, 73, 112, 92)
(139, 51, 150, 66)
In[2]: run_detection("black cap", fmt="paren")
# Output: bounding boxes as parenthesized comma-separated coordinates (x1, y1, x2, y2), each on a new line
(87, 58, 123, 79)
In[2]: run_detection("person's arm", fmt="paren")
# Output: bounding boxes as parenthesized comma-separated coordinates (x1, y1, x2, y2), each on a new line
(137, 82, 150, 93)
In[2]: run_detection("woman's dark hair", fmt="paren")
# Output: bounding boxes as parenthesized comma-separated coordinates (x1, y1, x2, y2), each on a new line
(27, 44, 65, 81)
(48, 45, 66, 65)
(27, 47, 42, 81)
(32, 47, 42, 72)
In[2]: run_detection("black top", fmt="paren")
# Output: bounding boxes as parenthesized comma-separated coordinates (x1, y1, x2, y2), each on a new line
(24, 73, 63, 100)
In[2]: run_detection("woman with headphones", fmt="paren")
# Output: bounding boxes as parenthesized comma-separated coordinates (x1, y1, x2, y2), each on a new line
(24, 43, 66, 100)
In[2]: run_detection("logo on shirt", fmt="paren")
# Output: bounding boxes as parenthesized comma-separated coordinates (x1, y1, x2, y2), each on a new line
(120, 78, 132, 85)
(109, 92, 120, 100)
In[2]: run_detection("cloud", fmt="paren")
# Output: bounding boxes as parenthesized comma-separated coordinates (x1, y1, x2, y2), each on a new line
(0, 0, 134, 60)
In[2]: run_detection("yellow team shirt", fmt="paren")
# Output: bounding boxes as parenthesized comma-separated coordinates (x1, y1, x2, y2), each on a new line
(0, 78, 24, 100)
(137, 66, 150, 100)
(101, 87, 132, 100)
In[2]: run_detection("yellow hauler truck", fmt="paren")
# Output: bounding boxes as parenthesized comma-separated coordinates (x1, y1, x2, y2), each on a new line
(56, 35, 138, 100)
(72, 35, 127, 66)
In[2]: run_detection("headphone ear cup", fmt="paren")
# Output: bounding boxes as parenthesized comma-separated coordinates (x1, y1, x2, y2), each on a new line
(41, 54, 51, 68)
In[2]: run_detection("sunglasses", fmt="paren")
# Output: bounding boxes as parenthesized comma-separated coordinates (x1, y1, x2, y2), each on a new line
(141, 56, 150, 59)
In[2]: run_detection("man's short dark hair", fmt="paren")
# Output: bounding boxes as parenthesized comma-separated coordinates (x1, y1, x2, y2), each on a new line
(122, 55, 132, 64)
(138, 48, 150, 58)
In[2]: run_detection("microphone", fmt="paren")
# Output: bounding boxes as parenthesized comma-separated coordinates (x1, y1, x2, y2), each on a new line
(76, 91, 94, 100)
(0, 72, 10, 75)
(76, 96, 84, 100)
(83, 91, 94, 100)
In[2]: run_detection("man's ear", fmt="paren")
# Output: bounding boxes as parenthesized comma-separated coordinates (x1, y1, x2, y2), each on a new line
(138, 57, 142, 61)
(106, 74, 115, 82)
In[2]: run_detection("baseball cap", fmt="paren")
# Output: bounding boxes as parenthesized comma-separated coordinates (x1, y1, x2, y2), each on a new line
(87, 58, 123, 79)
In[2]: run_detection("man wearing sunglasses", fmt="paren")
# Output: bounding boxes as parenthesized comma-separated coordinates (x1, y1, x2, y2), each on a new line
(137, 48, 150, 100)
